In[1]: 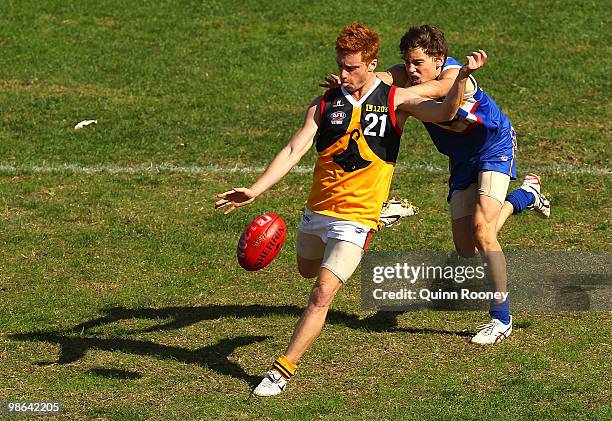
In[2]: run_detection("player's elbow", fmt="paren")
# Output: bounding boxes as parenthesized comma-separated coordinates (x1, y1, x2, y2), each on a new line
(430, 108, 456, 123)
(288, 137, 313, 160)
(285, 143, 310, 166)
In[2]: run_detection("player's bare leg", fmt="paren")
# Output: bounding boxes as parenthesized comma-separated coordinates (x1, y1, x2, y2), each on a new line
(470, 195, 512, 344)
(252, 267, 342, 396)
(451, 215, 478, 257)
(284, 267, 343, 362)
(297, 256, 323, 279)
(473, 195, 506, 294)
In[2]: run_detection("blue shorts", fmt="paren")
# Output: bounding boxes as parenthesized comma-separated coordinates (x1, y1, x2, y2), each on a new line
(447, 128, 517, 202)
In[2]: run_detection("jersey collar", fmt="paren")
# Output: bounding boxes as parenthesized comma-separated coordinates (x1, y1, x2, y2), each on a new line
(341, 77, 381, 108)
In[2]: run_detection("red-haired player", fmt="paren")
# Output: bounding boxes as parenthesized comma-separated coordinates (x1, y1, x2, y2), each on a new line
(216, 23, 486, 396)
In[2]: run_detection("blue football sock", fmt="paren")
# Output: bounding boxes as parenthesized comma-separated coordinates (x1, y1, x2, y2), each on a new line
(506, 188, 535, 214)
(489, 298, 511, 325)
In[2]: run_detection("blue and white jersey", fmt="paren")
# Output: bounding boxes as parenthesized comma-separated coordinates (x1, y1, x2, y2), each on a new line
(422, 57, 514, 163)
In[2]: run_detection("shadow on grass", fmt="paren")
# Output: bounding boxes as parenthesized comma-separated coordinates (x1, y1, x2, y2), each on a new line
(88, 368, 142, 380)
(9, 304, 470, 386)
(68, 304, 473, 336)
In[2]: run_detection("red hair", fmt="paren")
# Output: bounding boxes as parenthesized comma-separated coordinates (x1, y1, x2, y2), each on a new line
(335, 23, 380, 63)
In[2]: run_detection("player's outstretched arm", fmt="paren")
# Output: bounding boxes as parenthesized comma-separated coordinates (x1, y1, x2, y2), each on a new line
(214, 97, 321, 214)
(401, 67, 459, 98)
(383, 64, 461, 97)
(395, 50, 487, 123)
(384, 64, 410, 87)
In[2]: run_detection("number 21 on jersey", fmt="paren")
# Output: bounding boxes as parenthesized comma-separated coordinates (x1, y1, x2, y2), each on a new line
(363, 113, 387, 137)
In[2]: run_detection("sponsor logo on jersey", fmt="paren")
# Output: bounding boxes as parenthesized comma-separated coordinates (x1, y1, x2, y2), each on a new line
(333, 98, 344, 107)
(500, 155, 509, 162)
(365, 104, 388, 113)
(355, 227, 365, 234)
(330, 111, 346, 125)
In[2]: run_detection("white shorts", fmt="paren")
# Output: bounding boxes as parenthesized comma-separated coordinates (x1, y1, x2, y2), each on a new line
(450, 171, 510, 220)
(296, 208, 374, 283)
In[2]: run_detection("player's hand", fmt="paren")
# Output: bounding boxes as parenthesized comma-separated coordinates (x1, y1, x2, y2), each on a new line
(215, 187, 256, 214)
(460, 50, 487, 77)
(319, 73, 341, 89)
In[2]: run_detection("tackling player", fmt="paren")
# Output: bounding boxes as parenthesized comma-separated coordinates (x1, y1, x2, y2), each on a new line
(215, 23, 487, 396)
(325, 25, 550, 344)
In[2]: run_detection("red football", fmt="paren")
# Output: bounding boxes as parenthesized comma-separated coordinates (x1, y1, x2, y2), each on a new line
(237, 213, 287, 271)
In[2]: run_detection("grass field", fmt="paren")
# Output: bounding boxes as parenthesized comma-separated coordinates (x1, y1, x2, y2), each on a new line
(0, 1, 610, 419)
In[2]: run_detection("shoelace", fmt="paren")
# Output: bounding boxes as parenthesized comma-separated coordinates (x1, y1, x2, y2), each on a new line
(523, 177, 541, 192)
(385, 198, 418, 211)
(267, 371, 283, 383)
(475, 320, 499, 335)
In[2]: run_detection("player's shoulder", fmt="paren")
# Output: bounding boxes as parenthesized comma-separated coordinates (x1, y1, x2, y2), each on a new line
(376, 71, 394, 86)
(310, 89, 340, 117)
(305, 94, 327, 119)
(443, 56, 481, 94)
(320, 86, 343, 100)
(384, 64, 409, 87)
(441, 56, 463, 73)
(313, 88, 336, 104)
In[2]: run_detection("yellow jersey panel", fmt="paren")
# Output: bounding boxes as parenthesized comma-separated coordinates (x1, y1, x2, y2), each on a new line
(306, 79, 402, 229)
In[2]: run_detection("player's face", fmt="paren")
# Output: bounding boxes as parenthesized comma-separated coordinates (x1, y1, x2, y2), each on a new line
(336, 52, 376, 92)
(402, 47, 444, 85)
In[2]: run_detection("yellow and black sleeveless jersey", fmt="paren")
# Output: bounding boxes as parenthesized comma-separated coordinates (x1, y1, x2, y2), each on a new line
(306, 78, 403, 230)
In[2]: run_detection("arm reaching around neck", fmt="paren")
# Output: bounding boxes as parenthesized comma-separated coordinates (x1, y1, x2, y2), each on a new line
(394, 50, 487, 123)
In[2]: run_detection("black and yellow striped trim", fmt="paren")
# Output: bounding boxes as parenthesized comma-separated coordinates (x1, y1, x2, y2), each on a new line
(272, 355, 298, 380)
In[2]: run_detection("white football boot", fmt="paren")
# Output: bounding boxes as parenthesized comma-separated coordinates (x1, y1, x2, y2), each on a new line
(379, 197, 419, 228)
(519, 173, 550, 218)
(252, 370, 287, 397)
(470, 315, 513, 345)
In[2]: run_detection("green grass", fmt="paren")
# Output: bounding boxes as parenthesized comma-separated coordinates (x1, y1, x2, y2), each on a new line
(0, 1, 610, 420)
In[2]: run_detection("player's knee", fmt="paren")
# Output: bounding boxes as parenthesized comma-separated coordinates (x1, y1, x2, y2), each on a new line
(309, 284, 338, 308)
(473, 223, 497, 250)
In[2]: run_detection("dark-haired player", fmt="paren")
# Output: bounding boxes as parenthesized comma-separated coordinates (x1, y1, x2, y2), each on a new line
(325, 25, 550, 344)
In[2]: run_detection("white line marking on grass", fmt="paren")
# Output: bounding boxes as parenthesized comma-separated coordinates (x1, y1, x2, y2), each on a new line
(0, 163, 609, 175)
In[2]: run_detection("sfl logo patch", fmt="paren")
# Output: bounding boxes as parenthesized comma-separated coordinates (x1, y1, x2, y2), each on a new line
(330, 111, 346, 125)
